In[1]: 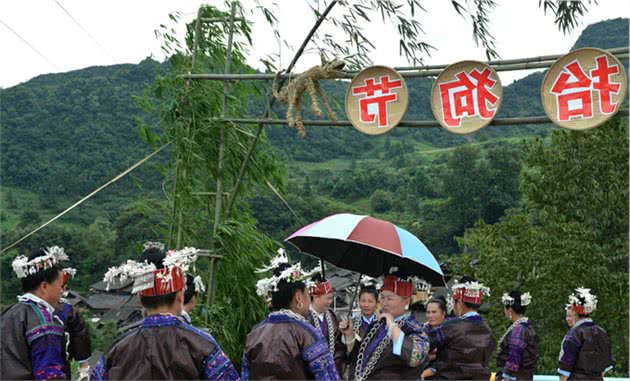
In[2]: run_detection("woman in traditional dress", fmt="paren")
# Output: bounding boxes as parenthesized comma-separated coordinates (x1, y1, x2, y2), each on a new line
(351, 285, 379, 338)
(420, 295, 448, 380)
(558, 288, 613, 381)
(242, 249, 340, 380)
(342, 268, 430, 381)
(2, 246, 68, 380)
(495, 291, 539, 381)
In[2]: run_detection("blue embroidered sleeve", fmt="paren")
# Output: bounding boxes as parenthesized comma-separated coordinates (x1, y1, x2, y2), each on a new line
(505, 323, 526, 375)
(303, 339, 340, 381)
(241, 353, 251, 381)
(29, 326, 66, 380)
(201, 345, 240, 380)
(91, 355, 108, 381)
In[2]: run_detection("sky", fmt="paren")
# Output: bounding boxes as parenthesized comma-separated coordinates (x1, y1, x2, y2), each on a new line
(1, 0, 628, 89)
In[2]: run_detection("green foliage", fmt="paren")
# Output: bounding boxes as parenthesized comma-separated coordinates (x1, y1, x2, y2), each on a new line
(137, 4, 288, 365)
(87, 319, 118, 353)
(370, 189, 393, 212)
(458, 116, 629, 376)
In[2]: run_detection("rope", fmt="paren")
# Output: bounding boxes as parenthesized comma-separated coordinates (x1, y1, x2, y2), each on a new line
(1, 142, 171, 255)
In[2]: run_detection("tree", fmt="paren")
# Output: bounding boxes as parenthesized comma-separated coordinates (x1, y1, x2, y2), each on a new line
(17, 209, 41, 229)
(371, 189, 392, 212)
(458, 115, 628, 376)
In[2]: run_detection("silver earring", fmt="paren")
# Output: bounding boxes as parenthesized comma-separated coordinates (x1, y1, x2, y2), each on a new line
(297, 302, 304, 309)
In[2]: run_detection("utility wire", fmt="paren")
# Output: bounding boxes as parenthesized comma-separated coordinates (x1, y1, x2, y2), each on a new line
(52, 0, 115, 61)
(0, 18, 60, 70)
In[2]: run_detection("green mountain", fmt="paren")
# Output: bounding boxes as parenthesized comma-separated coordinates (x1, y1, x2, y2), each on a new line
(1, 18, 627, 201)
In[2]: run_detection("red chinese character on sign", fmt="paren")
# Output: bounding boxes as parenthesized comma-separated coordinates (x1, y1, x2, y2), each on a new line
(438, 68, 499, 127)
(550, 55, 621, 121)
(352, 75, 403, 128)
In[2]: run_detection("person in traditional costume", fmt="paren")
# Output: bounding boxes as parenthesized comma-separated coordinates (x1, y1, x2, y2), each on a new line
(351, 284, 379, 338)
(1, 246, 68, 380)
(343, 267, 430, 381)
(91, 246, 240, 380)
(420, 295, 449, 380)
(182, 272, 206, 324)
(426, 276, 497, 380)
(565, 305, 575, 328)
(495, 291, 539, 381)
(242, 248, 340, 380)
(557, 288, 613, 381)
(307, 272, 347, 374)
(55, 266, 92, 380)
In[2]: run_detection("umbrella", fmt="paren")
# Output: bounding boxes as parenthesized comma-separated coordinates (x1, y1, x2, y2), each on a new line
(285, 213, 445, 286)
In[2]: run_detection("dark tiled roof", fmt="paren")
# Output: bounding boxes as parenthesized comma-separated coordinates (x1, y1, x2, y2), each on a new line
(86, 294, 132, 310)
(101, 307, 142, 323)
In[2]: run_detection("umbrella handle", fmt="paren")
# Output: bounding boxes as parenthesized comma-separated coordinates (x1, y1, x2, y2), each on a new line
(320, 259, 326, 279)
(347, 273, 363, 320)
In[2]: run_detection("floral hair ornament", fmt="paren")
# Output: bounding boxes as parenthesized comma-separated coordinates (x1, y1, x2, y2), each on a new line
(451, 280, 490, 305)
(255, 248, 316, 297)
(567, 287, 597, 315)
(61, 267, 78, 286)
(12, 246, 70, 279)
(501, 292, 532, 306)
(193, 275, 206, 294)
(103, 247, 199, 296)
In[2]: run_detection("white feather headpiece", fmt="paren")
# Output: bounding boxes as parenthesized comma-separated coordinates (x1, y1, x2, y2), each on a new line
(12, 246, 70, 279)
(502, 292, 532, 306)
(103, 260, 157, 292)
(567, 287, 597, 314)
(451, 280, 491, 296)
(255, 248, 316, 297)
(193, 275, 206, 293)
(143, 241, 165, 251)
(164, 247, 199, 271)
(103, 247, 200, 293)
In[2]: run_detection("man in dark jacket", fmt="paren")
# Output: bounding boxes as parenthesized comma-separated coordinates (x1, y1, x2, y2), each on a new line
(426, 276, 497, 380)
(91, 246, 239, 380)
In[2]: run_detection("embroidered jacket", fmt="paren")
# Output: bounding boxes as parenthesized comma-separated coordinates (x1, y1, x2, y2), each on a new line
(91, 314, 239, 380)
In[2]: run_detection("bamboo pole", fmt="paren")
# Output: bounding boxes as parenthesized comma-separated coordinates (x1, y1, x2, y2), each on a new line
(212, 115, 553, 127)
(181, 48, 629, 81)
(208, 1, 238, 305)
(393, 47, 629, 71)
(223, 0, 340, 220)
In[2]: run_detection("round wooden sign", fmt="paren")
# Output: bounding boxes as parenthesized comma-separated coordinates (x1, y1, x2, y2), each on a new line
(541, 47, 627, 130)
(345, 66, 408, 135)
(431, 60, 503, 134)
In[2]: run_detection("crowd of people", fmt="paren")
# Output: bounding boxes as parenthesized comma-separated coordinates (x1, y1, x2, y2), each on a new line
(0, 244, 614, 380)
